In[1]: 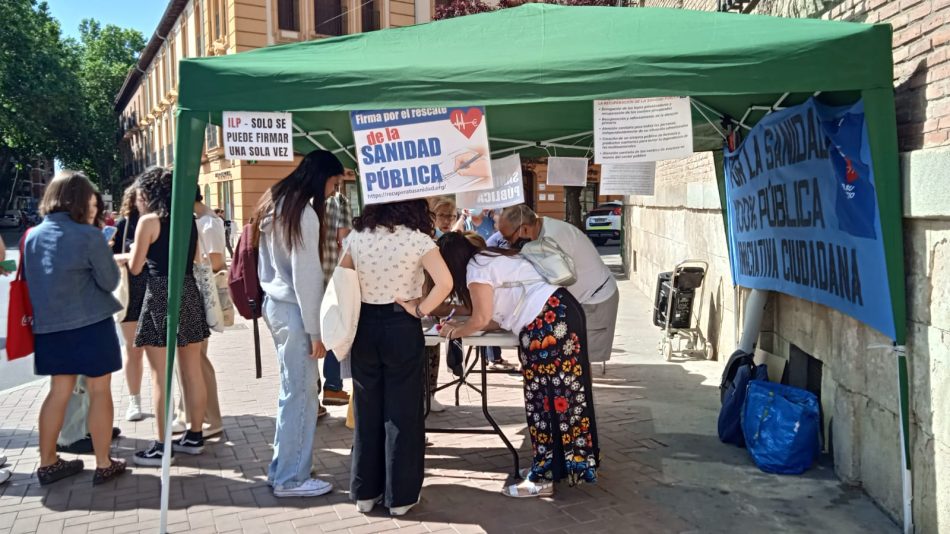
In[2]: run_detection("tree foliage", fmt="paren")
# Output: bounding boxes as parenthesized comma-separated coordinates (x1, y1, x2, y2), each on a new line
(62, 20, 146, 193)
(0, 0, 83, 206)
(0, 0, 143, 202)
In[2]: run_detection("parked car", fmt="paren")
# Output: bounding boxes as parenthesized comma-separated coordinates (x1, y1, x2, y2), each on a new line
(584, 201, 622, 246)
(0, 210, 22, 229)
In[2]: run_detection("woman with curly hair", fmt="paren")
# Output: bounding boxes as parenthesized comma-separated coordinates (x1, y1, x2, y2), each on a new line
(343, 199, 452, 516)
(119, 167, 210, 467)
(436, 232, 600, 498)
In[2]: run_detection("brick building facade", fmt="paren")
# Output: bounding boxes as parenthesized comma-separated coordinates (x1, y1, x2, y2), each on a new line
(626, 1, 950, 530)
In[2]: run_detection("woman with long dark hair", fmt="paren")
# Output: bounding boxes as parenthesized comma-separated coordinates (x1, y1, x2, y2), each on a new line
(253, 150, 342, 498)
(24, 171, 127, 485)
(343, 199, 452, 516)
(113, 184, 148, 421)
(436, 232, 600, 498)
(121, 167, 210, 467)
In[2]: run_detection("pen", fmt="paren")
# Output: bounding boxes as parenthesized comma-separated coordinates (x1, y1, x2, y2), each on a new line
(436, 308, 457, 332)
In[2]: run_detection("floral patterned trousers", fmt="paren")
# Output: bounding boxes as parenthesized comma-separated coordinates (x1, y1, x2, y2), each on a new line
(518, 288, 600, 486)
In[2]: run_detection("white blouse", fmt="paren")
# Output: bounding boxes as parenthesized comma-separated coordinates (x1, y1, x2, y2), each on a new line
(466, 254, 557, 333)
(345, 225, 437, 304)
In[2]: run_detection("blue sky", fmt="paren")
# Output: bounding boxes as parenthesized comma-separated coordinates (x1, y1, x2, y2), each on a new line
(45, 0, 167, 40)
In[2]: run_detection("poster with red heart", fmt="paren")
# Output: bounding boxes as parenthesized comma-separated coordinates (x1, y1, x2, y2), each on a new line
(350, 106, 494, 204)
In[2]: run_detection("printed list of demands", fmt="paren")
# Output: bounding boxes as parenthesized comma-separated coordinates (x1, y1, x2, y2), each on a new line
(594, 97, 694, 164)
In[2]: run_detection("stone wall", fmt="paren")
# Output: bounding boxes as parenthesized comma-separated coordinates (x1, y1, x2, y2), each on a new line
(627, 1, 950, 531)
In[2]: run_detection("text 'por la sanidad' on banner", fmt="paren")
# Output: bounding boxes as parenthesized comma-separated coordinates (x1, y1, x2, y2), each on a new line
(723, 98, 895, 339)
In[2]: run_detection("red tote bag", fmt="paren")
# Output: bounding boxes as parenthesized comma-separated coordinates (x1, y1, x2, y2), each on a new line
(6, 231, 34, 360)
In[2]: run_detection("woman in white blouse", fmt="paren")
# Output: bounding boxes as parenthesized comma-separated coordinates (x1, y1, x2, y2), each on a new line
(341, 199, 452, 516)
(436, 232, 600, 498)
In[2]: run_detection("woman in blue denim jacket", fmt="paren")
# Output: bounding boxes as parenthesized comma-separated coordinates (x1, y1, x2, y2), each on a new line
(23, 171, 127, 486)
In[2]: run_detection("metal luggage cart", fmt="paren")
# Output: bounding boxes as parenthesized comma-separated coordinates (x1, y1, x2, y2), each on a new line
(653, 259, 712, 361)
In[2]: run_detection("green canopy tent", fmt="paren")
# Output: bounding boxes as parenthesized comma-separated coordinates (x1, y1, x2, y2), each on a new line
(166, 3, 909, 531)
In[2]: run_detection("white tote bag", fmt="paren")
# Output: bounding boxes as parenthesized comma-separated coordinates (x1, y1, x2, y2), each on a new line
(195, 235, 225, 333)
(320, 243, 361, 360)
(113, 220, 131, 322)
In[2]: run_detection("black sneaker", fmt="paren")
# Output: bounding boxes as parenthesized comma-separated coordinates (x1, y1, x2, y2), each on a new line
(133, 442, 173, 467)
(56, 437, 93, 454)
(172, 431, 204, 455)
(55, 427, 123, 455)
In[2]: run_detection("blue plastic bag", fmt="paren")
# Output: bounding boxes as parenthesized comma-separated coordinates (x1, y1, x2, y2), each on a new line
(741, 380, 820, 474)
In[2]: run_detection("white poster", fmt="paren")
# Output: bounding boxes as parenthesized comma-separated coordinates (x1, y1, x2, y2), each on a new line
(593, 97, 694, 164)
(223, 111, 294, 161)
(456, 154, 525, 210)
(546, 157, 589, 186)
(599, 162, 657, 196)
(350, 107, 494, 205)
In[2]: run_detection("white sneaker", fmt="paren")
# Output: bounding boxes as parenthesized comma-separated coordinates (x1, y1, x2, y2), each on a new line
(429, 397, 446, 413)
(0, 454, 7, 466)
(126, 395, 143, 422)
(273, 478, 333, 498)
(389, 498, 420, 517)
(356, 494, 382, 513)
(170, 419, 187, 434)
(0, 469, 10, 485)
(203, 423, 224, 438)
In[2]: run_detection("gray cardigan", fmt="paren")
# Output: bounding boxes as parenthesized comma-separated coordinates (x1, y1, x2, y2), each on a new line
(24, 212, 122, 334)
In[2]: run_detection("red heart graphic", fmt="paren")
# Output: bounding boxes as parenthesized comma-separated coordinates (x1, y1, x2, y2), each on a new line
(449, 108, 483, 139)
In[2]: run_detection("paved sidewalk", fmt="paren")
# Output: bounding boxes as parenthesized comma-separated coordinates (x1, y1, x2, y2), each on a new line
(0, 279, 897, 533)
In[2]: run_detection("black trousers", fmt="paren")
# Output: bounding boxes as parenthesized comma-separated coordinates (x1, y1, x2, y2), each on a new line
(350, 303, 425, 508)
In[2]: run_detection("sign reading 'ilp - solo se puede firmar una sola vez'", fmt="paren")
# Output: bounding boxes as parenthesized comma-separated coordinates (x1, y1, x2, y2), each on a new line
(223, 111, 294, 161)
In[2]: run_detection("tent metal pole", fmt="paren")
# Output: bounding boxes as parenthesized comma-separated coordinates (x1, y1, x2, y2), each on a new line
(491, 145, 534, 156)
(292, 124, 328, 151)
(303, 130, 358, 164)
(691, 101, 728, 140)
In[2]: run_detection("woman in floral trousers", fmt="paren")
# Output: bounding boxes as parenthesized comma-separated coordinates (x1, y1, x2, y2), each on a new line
(437, 232, 599, 497)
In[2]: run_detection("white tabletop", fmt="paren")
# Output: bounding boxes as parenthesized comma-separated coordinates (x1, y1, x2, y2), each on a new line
(424, 331, 519, 348)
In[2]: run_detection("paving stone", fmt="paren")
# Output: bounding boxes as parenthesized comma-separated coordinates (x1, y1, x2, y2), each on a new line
(0, 280, 901, 533)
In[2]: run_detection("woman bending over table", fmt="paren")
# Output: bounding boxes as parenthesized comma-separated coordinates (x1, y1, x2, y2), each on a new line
(436, 232, 600, 498)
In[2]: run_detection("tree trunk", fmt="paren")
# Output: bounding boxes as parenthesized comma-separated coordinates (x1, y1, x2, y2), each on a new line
(564, 185, 584, 229)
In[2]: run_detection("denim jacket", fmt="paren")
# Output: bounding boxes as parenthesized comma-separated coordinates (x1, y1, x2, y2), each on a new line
(24, 212, 122, 334)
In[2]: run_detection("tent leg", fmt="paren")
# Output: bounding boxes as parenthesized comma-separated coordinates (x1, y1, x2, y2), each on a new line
(896, 346, 913, 534)
(161, 110, 208, 534)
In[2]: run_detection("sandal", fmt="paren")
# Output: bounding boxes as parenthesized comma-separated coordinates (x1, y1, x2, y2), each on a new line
(37, 457, 84, 486)
(488, 359, 518, 372)
(93, 458, 128, 486)
(502, 479, 554, 498)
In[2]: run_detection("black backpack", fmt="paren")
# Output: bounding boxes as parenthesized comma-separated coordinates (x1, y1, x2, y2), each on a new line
(719, 350, 755, 404)
(718, 350, 768, 447)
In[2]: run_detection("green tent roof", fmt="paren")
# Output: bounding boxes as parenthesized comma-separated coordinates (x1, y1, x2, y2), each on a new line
(178, 3, 894, 156)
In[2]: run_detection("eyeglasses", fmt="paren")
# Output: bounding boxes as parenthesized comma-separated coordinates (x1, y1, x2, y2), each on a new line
(436, 213, 458, 222)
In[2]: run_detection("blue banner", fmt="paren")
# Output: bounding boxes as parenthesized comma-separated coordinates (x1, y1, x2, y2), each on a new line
(724, 98, 896, 339)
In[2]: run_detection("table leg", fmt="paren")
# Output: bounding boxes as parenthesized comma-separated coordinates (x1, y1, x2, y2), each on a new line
(479, 355, 521, 480)
(456, 346, 478, 406)
(424, 351, 431, 418)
